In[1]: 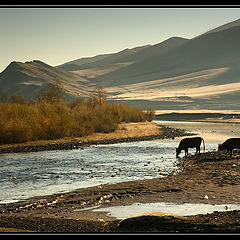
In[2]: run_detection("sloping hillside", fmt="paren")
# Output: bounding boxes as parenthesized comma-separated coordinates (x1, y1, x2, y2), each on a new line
(94, 26, 240, 86)
(57, 45, 151, 71)
(2, 18, 240, 111)
(57, 38, 188, 78)
(0, 60, 90, 100)
(64, 37, 189, 85)
(57, 53, 114, 71)
(90, 25, 240, 110)
(204, 18, 240, 34)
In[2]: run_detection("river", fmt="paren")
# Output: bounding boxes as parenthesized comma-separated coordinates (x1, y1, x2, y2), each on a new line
(0, 120, 239, 204)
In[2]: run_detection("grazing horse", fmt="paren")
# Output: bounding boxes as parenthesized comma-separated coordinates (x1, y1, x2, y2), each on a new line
(176, 137, 205, 157)
(218, 138, 240, 155)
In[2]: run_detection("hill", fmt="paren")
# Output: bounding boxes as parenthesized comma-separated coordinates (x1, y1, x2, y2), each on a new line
(89, 24, 240, 110)
(2, 18, 240, 111)
(0, 60, 90, 100)
(57, 38, 188, 79)
(204, 18, 240, 35)
(61, 37, 189, 88)
(57, 45, 151, 71)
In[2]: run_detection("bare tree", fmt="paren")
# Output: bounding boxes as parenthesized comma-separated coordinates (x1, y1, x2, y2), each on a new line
(96, 86, 107, 105)
(38, 80, 66, 103)
(87, 86, 107, 108)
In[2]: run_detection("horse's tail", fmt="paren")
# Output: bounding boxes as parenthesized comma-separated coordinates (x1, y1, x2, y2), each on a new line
(201, 137, 206, 153)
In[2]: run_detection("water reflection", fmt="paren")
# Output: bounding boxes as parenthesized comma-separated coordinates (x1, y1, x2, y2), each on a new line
(156, 120, 240, 143)
(0, 120, 238, 204)
(0, 141, 180, 204)
(93, 202, 240, 219)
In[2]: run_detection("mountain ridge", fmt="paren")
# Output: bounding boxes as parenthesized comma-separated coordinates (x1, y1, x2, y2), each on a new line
(0, 60, 90, 100)
(203, 18, 240, 35)
(57, 44, 151, 71)
(1, 18, 240, 110)
(93, 25, 240, 87)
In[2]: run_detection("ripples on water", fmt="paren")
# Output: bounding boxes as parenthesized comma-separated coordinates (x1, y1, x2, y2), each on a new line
(0, 120, 234, 204)
(0, 140, 182, 204)
(93, 202, 240, 219)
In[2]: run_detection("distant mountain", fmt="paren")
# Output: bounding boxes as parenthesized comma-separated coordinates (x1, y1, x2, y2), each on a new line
(57, 37, 189, 87)
(93, 26, 240, 86)
(2, 18, 240, 111)
(57, 53, 114, 71)
(57, 45, 151, 71)
(57, 37, 188, 72)
(0, 60, 89, 100)
(88, 24, 240, 110)
(204, 18, 240, 34)
(122, 37, 189, 62)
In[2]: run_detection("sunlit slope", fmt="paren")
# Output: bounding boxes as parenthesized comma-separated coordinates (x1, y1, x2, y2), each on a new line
(58, 45, 151, 71)
(0, 60, 90, 100)
(94, 26, 240, 87)
(91, 26, 240, 109)
(2, 20, 240, 110)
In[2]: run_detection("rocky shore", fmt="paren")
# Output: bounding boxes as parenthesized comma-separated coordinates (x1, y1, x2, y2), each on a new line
(1, 151, 240, 233)
(1, 121, 240, 233)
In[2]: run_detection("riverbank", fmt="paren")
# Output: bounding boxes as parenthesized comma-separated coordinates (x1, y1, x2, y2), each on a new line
(0, 150, 240, 233)
(0, 122, 191, 154)
(1, 121, 240, 233)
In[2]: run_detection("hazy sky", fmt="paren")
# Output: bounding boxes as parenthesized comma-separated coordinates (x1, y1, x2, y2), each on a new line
(1, 6, 240, 71)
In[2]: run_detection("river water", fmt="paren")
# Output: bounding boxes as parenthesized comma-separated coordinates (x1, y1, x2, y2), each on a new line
(0, 120, 239, 204)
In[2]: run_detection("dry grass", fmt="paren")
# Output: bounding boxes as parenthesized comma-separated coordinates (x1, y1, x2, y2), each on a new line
(79, 122, 162, 142)
(0, 122, 161, 150)
(0, 100, 151, 145)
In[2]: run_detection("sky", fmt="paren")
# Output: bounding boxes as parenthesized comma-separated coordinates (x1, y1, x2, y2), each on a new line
(1, 6, 240, 72)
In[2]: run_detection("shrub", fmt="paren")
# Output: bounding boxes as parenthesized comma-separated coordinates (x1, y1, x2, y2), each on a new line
(8, 94, 27, 104)
(144, 108, 156, 122)
(0, 92, 154, 144)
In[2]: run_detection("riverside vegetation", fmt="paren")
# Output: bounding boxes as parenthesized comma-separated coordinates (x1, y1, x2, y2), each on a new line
(0, 82, 155, 144)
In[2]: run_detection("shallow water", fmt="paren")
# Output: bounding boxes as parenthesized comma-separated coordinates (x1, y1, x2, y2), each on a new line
(0, 120, 238, 204)
(93, 202, 240, 219)
(157, 120, 240, 143)
(0, 140, 183, 204)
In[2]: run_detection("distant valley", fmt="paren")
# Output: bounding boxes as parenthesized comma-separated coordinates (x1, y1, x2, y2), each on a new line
(1, 18, 240, 111)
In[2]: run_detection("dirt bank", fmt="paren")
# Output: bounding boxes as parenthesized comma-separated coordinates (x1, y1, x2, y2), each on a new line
(0, 151, 240, 233)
